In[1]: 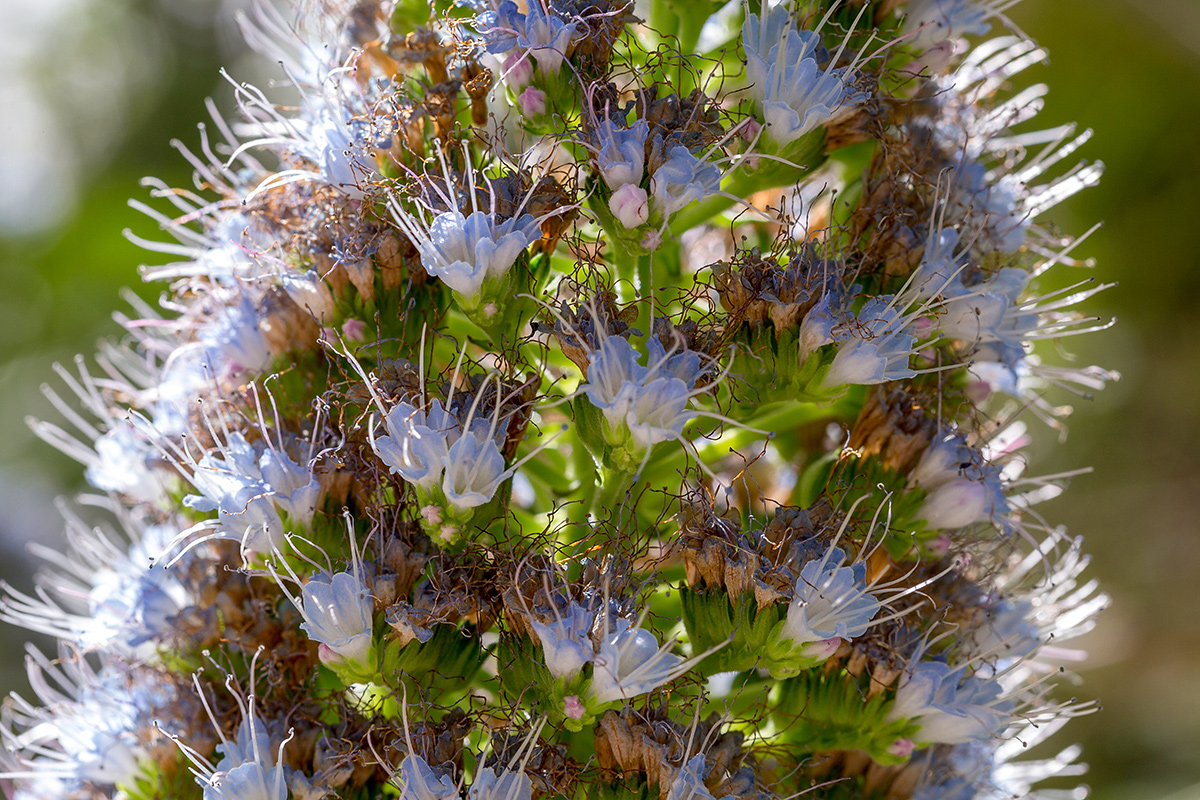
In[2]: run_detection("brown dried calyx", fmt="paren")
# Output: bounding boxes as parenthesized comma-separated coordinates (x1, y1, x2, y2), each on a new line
(485, 171, 579, 246)
(846, 123, 951, 280)
(548, 289, 638, 375)
(386, 27, 454, 84)
(409, 548, 502, 631)
(712, 244, 842, 333)
(822, 622, 912, 700)
(823, 73, 886, 152)
(677, 493, 836, 611)
(258, 285, 323, 354)
(844, 386, 936, 474)
(500, 549, 639, 642)
(371, 708, 472, 785)
(449, 371, 539, 460)
(484, 730, 580, 799)
(343, 357, 425, 409)
(551, 0, 634, 76)
(595, 706, 774, 800)
(652, 316, 723, 372)
(802, 747, 924, 800)
(499, 556, 588, 643)
(639, 88, 727, 160)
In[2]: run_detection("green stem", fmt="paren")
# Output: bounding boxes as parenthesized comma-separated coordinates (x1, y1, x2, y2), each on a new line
(593, 463, 635, 516)
(636, 252, 654, 335)
(560, 428, 599, 543)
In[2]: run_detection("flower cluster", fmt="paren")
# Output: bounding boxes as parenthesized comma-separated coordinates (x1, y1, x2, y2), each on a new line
(2, 1, 1113, 799)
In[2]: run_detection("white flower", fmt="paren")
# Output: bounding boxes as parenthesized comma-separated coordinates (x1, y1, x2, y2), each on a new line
(797, 293, 839, 361)
(594, 119, 649, 189)
(917, 480, 990, 529)
(373, 400, 458, 491)
(886, 661, 1013, 745)
(197, 706, 289, 800)
(396, 754, 459, 800)
(529, 601, 595, 681)
(587, 618, 699, 705)
(181, 428, 320, 553)
(388, 148, 541, 303)
(371, 397, 516, 515)
(85, 522, 190, 650)
(650, 146, 721, 219)
(902, 0, 996, 51)
(199, 294, 273, 380)
(258, 446, 321, 526)
(84, 422, 168, 503)
(667, 755, 715, 800)
(823, 297, 921, 387)
(468, 766, 533, 800)
(780, 547, 881, 650)
(581, 335, 704, 451)
(0, 647, 151, 788)
(279, 270, 336, 323)
(297, 571, 375, 667)
(482, 1, 578, 76)
(742, 5, 866, 147)
(442, 427, 510, 513)
(206, 761, 288, 800)
(910, 434, 1009, 530)
(404, 208, 539, 300)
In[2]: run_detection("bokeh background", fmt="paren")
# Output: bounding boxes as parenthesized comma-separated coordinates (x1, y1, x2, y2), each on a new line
(0, 0, 1196, 797)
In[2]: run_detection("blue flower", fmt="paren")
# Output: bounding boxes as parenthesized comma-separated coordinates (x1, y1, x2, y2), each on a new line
(296, 571, 375, 667)
(582, 335, 704, 451)
(650, 146, 722, 220)
(528, 601, 595, 680)
(197, 705, 288, 800)
(371, 395, 518, 517)
(587, 617, 690, 705)
(902, 0, 993, 51)
(468, 765, 534, 800)
(396, 754, 459, 800)
(910, 434, 1010, 531)
(373, 400, 458, 491)
(443, 426, 510, 512)
(594, 119, 649, 190)
(394, 205, 541, 301)
(482, 1, 578, 76)
(887, 661, 1013, 745)
(742, 5, 866, 147)
(823, 297, 920, 387)
(780, 546, 881, 651)
(666, 755, 715, 800)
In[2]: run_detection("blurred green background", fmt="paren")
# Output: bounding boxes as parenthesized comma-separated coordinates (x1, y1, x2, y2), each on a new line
(0, 0, 1196, 797)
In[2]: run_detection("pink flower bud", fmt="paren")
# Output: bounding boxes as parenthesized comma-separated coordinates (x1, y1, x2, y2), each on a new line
(420, 505, 443, 526)
(518, 87, 546, 117)
(608, 183, 649, 229)
(927, 533, 952, 556)
(800, 636, 842, 662)
(342, 318, 366, 342)
(503, 51, 533, 91)
(886, 737, 915, 759)
(910, 316, 936, 337)
(563, 695, 585, 720)
(919, 479, 988, 529)
(317, 642, 347, 667)
(965, 379, 992, 404)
